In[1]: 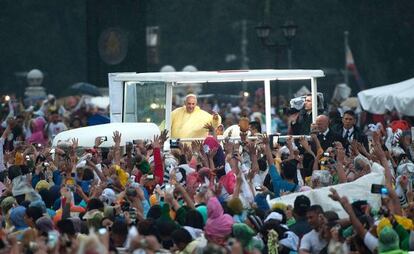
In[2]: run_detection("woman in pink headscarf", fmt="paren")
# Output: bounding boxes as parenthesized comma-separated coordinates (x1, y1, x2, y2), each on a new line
(26, 117, 48, 146)
(204, 196, 234, 246)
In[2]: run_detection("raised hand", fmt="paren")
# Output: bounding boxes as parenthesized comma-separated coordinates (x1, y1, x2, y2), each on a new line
(207, 147, 218, 159)
(372, 131, 381, 145)
(212, 112, 219, 121)
(194, 140, 204, 154)
(152, 135, 160, 149)
(372, 142, 386, 161)
(112, 131, 122, 145)
(328, 188, 341, 202)
(71, 138, 79, 150)
(203, 122, 214, 132)
(262, 133, 270, 146)
(350, 140, 360, 156)
(245, 141, 257, 156)
(335, 142, 345, 162)
(159, 129, 169, 144)
(288, 112, 299, 124)
(94, 136, 104, 148)
(299, 135, 308, 148)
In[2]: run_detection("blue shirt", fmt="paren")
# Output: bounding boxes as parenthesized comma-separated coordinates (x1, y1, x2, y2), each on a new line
(268, 164, 297, 197)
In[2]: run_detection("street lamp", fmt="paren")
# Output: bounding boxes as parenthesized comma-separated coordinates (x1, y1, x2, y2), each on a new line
(255, 20, 297, 97)
(280, 20, 298, 69)
(255, 20, 297, 67)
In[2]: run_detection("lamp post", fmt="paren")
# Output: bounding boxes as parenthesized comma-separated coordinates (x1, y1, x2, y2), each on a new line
(255, 20, 297, 97)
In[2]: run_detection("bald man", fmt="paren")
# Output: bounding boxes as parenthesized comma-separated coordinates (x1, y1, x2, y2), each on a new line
(171, 94, 221, 139)
(313, 115, 345, 151)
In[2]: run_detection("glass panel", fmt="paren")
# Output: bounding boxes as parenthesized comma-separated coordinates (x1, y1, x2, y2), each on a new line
(123, 81, 166, 126)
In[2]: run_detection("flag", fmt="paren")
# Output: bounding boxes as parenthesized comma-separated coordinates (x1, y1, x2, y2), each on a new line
(346, 45, 365, 90)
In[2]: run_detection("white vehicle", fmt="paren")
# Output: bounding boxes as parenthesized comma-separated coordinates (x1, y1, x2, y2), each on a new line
(54, 69, 324, 147)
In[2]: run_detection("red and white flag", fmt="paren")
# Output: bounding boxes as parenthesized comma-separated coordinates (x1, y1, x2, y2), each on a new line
(346, 44, 365, 89)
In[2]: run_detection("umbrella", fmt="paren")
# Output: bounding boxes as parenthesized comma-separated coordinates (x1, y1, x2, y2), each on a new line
(66, 82, 102, 96)
(340, 97, 359, 109)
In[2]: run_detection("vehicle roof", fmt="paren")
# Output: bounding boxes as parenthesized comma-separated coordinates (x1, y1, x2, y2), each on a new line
(110, 69, 325, 83)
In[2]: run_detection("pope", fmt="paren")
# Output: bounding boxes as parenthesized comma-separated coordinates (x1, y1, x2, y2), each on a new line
(171, 94, 221, 139)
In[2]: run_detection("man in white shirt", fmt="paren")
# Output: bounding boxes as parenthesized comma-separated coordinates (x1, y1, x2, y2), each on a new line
(299, 205, 327, 254)
(46, 111, 67, 140)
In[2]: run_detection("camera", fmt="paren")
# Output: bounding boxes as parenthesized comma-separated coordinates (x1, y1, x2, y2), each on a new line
(129, 207, 137, 223)
(170, 139, 180, 149)
(98, 228, 107, 235)
(320, 158, 335, 166)
(121, 201, 130, 212)
(47, 231, 59, 248)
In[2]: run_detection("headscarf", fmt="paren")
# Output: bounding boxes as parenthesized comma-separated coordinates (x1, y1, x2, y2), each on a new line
(378, 226, 400, 253)
(10, 206, 28, 230)
(204, 197, 234, 242)
(26, 117, 48, 146)
(35, 216, 54, 234)
(35, 180, 50, 192)
(227, 197, 243, 215)
(219, 171, 236, 195)
(0, 196, 16, 214)
(204, 136, 225, 178)
(232, 223, 256, 249)
(100, 188, 116, 206)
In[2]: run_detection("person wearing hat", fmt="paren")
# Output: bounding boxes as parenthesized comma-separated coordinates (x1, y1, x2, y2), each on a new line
(9, 206, 29, 240)
(289, 195, 312, 239)
(171, 94, 221, 139)
(378, 226, 406, 254)
(232, 223, 264, 252)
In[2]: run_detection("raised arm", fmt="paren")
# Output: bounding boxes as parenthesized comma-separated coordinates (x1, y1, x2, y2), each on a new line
(334, 142, 347, 183)
(112, 131, 122, 166)
(152, 135, 164, 185)
(329, 188, 367, 239)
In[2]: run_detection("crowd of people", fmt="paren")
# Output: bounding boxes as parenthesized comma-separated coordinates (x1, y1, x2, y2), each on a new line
(0, 90, 414, 254)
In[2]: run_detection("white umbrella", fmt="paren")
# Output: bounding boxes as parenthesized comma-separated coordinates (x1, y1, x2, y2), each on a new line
(358, 77, 414, 116)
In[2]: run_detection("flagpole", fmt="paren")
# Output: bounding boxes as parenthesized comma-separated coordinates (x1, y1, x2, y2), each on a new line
(344, 31, 349, 86)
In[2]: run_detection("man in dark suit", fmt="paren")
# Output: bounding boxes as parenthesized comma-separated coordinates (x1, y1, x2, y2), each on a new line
(314, 114, 345, 151)
(332, 110, 369, 151)
(289, 94, 313, 135)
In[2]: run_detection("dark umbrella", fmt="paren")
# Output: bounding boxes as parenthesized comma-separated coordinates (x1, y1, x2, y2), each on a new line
(66, 82, 102, 96)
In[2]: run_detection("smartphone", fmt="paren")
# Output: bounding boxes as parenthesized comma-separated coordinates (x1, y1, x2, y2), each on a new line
(170, 139, 180, 149)
(130, 175, 136, 182)
(371, 184, 386, 194)
(147, 174, 154, 180)
(47, 231, 59, 248)
(269, 134, 279, 149)
(100, 136, 108, 142)
(98, 228, 107, 235)
(165, 183, 174, 193)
